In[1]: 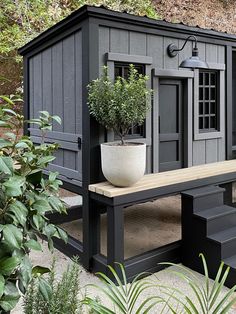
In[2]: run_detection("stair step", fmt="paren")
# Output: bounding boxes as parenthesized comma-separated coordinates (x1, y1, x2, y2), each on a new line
(195, 205, 236, 221)
(209, 226, 236, 258)
(210, 226, 236, 243)
(224, 255, 236, 268)
(182, 185, 225, 212)
(195, 205, 236, 235)
(183, 185, 225, 199)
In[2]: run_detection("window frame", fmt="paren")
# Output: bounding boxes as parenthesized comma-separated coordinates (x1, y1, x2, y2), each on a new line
(198, 70, 219, 133)
(105, 53, 153, 145)
(193, 63, 225, 141)
(114, 62, 146, 139)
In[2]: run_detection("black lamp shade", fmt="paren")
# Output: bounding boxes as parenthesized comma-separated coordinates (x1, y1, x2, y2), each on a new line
(180, 55, 209, 69)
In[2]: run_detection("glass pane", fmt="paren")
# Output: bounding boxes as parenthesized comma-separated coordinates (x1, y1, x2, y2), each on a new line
(199, 102, 203, 115)
(115, 66, 122, 78)
(204, 117, 209, 129)
(210, 116, 216, 129)
(199, 72, 204, 85)
(199, 88, 203, 100)
(205, 102, 209, 114)
(211, 88, 216, 100)
(210, 102, 216, 114)
(199, 117, 203, 129)
(205, 72, 210, 85)
(211, 72, 216, 85)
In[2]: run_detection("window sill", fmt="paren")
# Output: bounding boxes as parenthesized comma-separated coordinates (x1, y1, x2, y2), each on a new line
(194, 130, 223, 141)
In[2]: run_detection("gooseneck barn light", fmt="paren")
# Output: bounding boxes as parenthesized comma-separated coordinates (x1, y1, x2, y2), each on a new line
(167, 35, 208, 69)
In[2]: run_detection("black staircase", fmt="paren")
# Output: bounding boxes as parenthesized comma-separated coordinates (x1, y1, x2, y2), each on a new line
(182, 185, 236, 288)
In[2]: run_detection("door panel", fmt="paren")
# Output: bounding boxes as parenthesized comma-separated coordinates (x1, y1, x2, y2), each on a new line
(159, 79, 183, 172)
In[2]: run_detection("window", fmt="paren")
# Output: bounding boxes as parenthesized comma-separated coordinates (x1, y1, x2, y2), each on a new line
(114, 62, 145, 138)
(198, 70, 218, 132)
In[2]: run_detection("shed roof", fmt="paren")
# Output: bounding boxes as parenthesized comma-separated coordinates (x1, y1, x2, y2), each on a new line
(19, 5, 236, 56)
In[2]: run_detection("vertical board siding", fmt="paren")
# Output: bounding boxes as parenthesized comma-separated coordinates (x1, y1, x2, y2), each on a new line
(147, 35, 164, 68)
(75, 31, 83, 135)
(163, 37, 179, 69)
(52, 42, 63, 132)
(206, 139, 218, 163)
(110, 28, 129, 54)
(63, 35, 76, 134)
(28, 30, 83, 183)
(193, 141, 206, 165)
(29, 58, 34, 119)
(32, 54, 42, 119)
(42, 49, 52, 114)
(129, 31, 146, 55)
(99, 27, 110, 71)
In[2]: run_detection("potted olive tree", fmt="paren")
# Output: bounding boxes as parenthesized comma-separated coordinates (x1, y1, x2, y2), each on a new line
(88, 65, 152, 187)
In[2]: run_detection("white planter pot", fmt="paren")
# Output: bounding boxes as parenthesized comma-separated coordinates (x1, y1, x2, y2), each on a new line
(101, 142, 146, 187)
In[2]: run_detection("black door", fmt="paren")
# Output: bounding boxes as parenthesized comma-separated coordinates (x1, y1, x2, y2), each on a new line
(159, 79, 183, 172)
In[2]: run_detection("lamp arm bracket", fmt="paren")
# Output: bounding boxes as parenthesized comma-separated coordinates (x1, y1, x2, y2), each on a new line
(167, 35, 198, 58)
(176, 35, 197, 52)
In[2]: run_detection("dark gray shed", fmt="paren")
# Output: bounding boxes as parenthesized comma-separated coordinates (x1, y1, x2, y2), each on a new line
(19, 5, 236, 277)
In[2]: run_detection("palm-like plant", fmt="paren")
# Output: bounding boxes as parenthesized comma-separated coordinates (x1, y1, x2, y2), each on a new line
(160, 253, 236, 314)
(82, 263, 166, 314)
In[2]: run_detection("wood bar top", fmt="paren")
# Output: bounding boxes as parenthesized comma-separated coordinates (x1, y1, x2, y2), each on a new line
(89, 160, 236, 198)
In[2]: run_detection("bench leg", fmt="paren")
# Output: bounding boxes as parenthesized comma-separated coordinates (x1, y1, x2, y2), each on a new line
(107, 205, 124, 273)
(83, 197, 101, 270)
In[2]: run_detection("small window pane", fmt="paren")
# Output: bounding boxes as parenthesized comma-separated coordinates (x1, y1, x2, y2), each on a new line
(210, 117, 216, 129)
(204, 117, 209, 129)
(205, 73, 210, 85)
(211, 73, 216, 85)
(210, 103, 215, 114)
(211, 88, 216, 100)
(199, 117, 203, 129)
(199, 72, 204, 85)
(198, 70, 218, 132)
(205, 88, 209, 100)
(199, 88, 203, 100)
(199, 102, 203, 115)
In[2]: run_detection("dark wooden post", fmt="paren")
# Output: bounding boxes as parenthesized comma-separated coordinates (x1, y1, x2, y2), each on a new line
(107, 205, 124, 275)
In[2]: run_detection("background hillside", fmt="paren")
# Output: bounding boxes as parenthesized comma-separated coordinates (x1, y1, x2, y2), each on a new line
(0, 0, 235, 97)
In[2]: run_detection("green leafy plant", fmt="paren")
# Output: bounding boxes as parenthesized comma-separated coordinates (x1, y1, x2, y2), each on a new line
(160, 253, 236, 313)
(88, 65, 152, 145)
(23, 258, 81, 314)
(82, 256, 236, 314)
(82, 263, 165, 313)
(0, 95, 67, 313)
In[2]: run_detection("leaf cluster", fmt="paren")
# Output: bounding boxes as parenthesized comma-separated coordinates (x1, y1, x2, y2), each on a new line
(88, 65, 152, 144)
(82, 255, 236, 313)
(0, 95, 67, 312)
(23, 258, 81, 314)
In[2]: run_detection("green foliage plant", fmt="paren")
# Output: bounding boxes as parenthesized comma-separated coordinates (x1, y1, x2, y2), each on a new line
(160, 253, 236, 313)
(0, 95, 67, 313)
(82, 263, 166, 313)
(82, 255, 236, 314)
(88, 65, 152, 145)
(23, 258, 81, 314)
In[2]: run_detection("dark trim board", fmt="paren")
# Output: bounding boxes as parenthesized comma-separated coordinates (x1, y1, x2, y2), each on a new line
(92, 241, 181, 281)
(52, 236, 83, 258)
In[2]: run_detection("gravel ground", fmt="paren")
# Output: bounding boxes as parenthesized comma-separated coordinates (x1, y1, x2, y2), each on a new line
(12, 241, 236, 314)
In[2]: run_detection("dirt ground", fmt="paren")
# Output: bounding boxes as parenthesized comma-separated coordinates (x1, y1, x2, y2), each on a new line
(60, 195, 181, 259)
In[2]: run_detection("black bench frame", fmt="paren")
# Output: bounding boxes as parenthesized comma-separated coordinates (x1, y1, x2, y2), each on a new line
(87, 172, 236, 281)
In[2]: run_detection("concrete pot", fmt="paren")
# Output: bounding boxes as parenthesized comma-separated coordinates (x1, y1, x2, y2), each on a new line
(101, 142, 146, 187)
